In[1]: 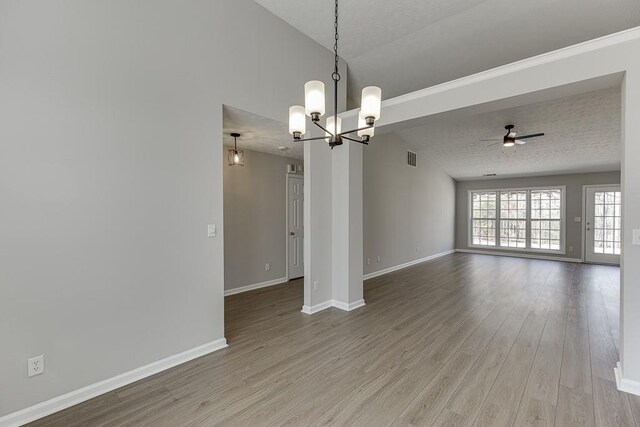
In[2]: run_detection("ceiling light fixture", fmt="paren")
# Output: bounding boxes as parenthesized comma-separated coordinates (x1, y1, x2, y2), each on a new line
(227, 133, 244, 166)
(288, 0, 382, 148)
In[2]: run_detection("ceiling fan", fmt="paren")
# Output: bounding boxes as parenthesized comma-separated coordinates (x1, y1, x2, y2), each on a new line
(479, 124, 545, 147)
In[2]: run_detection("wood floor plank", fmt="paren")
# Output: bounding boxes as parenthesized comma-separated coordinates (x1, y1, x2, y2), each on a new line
(513, 396, 556, 427)
(473, 295, 550, 426)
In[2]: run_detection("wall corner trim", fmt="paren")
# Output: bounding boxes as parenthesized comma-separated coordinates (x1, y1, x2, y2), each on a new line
(332, 299, 366, 311)
(363, 250, 455, 281)
(224, 277, 289, 296)
(302, 299, 366, 314)
(0, 338, 228, 427)
(615, 361, 640, 397)
(301, 300, 333, 314)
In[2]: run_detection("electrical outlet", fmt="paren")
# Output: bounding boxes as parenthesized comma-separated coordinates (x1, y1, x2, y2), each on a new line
(207, 224, 216, 238)
(28, 355, 44, 377)
(377, 256, 380, 263)
(313, 281, 319, 291)
(568, 246, 574, 252)
(416, 246, 420, 253)
(366, 258, 371, 265)
(265, 263, 270, 271)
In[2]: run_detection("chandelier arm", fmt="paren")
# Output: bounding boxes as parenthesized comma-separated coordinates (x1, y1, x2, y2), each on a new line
(293, 135, 331, 143)
(312, 120, 334, 136)
(341, 135, 368, 145)
(338, 124, 374, 136)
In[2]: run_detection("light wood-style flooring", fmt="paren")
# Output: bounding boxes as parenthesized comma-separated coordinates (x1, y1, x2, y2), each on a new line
(30, 253, 640, 426)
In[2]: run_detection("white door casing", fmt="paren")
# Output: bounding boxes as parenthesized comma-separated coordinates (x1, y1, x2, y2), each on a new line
(584, 185, 621, 265)
(287, 174, 304, 279)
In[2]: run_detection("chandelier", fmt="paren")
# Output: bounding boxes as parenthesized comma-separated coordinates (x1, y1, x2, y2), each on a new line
(288, 0, 382, 149)
(227, 133, 244, 166)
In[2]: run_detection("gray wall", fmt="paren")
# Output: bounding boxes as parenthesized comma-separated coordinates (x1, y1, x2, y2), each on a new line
(455, 171, 621, 259)
(363, 134, 456, 275)
(224, 148, 301, 291)
(0, 0, 343, 417)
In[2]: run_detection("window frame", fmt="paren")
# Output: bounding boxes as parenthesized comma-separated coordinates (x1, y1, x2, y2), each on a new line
(467, 185, 566, 255)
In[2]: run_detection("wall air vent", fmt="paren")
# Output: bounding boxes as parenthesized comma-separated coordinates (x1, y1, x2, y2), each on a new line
(407, 151, 417, 167)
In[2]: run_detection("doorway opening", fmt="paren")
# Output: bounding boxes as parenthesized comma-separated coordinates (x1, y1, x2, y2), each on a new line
(222, 106, 305, 342)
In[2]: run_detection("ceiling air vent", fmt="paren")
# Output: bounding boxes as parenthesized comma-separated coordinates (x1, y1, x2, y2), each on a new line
(407, 151, 417, 168)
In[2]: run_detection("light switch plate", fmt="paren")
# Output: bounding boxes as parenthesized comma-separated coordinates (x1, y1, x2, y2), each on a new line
(207, 224, 216, 238)
(574, 217, 581, 222)
(633, 229, 640, 246)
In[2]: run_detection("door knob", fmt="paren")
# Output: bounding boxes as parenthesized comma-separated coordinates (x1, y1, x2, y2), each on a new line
(290, 232, 295, 235)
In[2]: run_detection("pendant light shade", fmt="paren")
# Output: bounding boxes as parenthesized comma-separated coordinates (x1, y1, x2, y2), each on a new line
(357, 114, 375, 138)
(227, 133, 245, 166)
(360, 86, 382, 121)
(304, 80, 326, 117)
(325, 116, 341, 137)
(289, 106, 306, 138)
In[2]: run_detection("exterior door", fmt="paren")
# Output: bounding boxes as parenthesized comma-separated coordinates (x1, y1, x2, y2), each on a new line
(287, 175, 304, 279)
(585, 186, 621, 264)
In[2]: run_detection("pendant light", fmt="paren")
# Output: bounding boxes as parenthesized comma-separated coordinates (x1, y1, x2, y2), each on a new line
(227, 133, 245, 166)
(288, 0, 382, 148)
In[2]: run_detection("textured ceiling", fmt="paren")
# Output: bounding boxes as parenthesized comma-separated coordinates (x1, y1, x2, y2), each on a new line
(394, 87, 621, 180)
(253, 0, 640, 103)
(223, 106, 302, 159)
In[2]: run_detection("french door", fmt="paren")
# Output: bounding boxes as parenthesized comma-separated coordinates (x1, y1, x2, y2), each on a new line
(584, 185, 621, 264)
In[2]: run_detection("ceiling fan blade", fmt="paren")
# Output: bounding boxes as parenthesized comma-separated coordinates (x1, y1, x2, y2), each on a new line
(478, 139, 498, 142)
(515, 139, 527, 145)
(486, 142, 502, 147)
(516, 132, 544, 140)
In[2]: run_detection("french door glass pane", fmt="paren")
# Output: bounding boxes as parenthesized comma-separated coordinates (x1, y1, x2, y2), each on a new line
(593, 191, 621, 255)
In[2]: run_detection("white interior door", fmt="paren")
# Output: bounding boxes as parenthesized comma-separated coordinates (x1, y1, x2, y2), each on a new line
(287, 175, 304, 279)
(585, 186, 621, 264)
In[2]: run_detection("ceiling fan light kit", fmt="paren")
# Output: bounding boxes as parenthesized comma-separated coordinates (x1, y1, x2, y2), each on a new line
(288, 0, 382, 149)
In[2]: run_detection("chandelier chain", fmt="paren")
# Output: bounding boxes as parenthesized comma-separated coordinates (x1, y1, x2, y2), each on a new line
(332, 0, 340, 82)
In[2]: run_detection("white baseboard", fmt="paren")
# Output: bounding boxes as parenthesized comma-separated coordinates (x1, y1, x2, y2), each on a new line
(301, 298, 366, 314)
(615, 361, 640, 396)
(455, 248, 582, 263)
(331, 299, 366, 312)
(0, 338, 228, 427)
(363, 250, 455, 280)
(224, 277, 288, 296)
(301, 300, 333, 314)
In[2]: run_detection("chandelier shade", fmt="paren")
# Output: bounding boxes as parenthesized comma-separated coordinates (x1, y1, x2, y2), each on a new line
(357, 115, 375, 138)
(326, 116, 341, 137)
(289, 106, 306, 137)
(304, 80, 326, 117)
(360, 86, 382, 121)
(288, 0, 382, 148)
